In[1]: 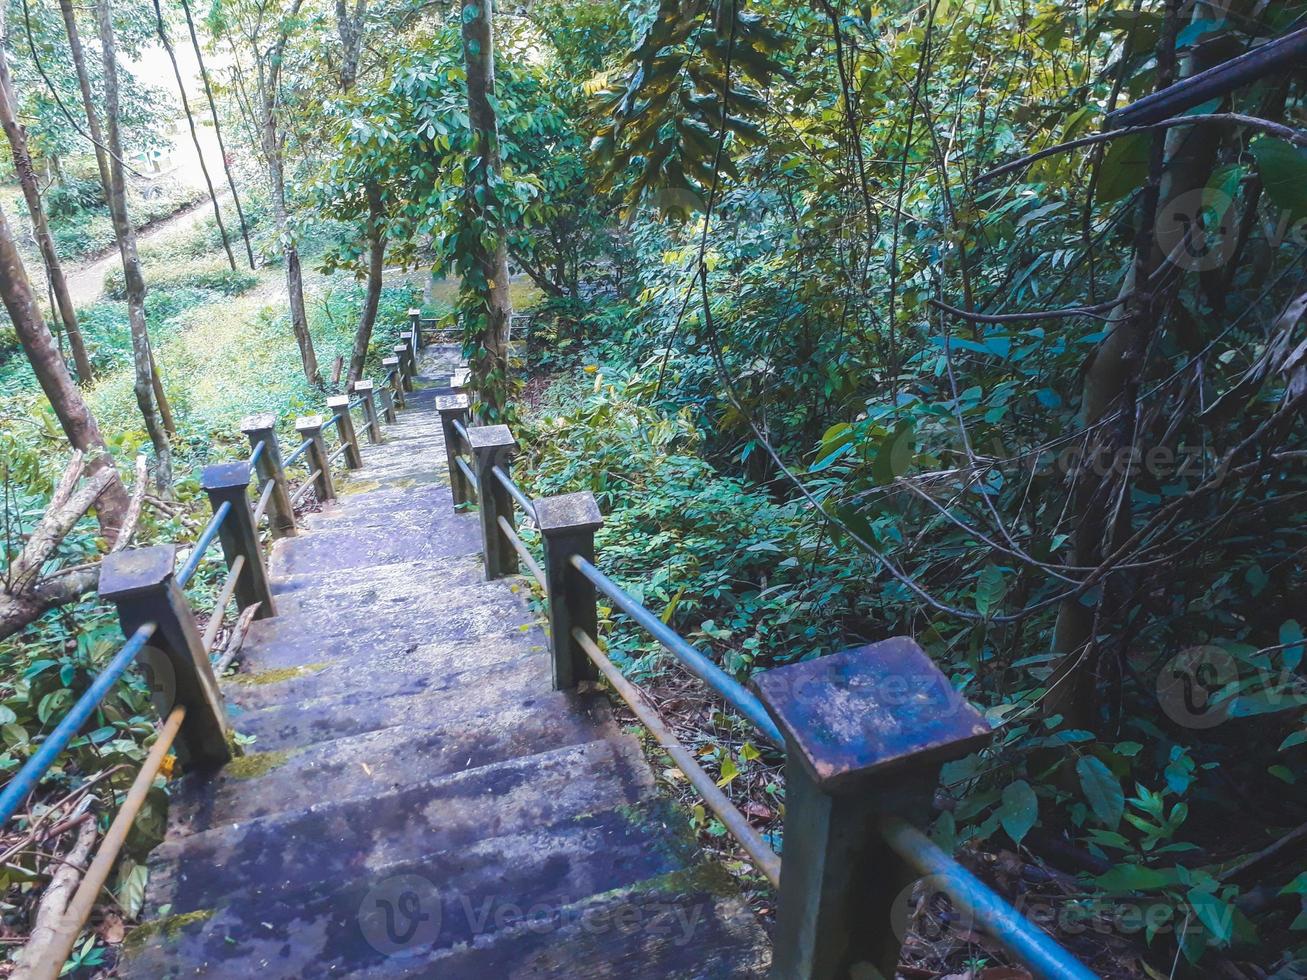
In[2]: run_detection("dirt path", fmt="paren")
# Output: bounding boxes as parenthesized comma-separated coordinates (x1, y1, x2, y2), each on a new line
(63, 195, 227, 307)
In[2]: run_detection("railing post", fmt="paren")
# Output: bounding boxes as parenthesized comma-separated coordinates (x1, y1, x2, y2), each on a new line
(408, 307, 423, 349)
(436, 393, 473, 507)
(751, 637, 992, 980)
(295, 415, 336, 503)
(536, 492, 602, 690)
(240, 413, 295, 539)
(99, 545, 232, 769)
(383, 356, 405, 408)
(326, 395, 364, 469)
(354, 379, 383, 443)
(200, 461, 277, 619)
(393, 343, 414, 392)
(379, 383, 397, 425)
(467, 424, 518, 580)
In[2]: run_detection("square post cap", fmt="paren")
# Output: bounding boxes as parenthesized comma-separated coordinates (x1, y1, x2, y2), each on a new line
(466, 424, 517, 452)
(326, 395, 350, 410)
(392, 344, 407, 353)
(752, 637, 991, 793)
(295, 414, 325, 433)
(353, 379, 375, 393)
(534, 491, 603, 535)
(436, 393, 471, 412)
(240, 412, 276, 435)
(99, 544, 178, 599)
(408, 307, 421, 316)
(382, 356, 401, 367)
(201, 460, 253, 492)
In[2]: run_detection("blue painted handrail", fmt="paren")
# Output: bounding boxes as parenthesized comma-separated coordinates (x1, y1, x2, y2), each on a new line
(247, 440, 266, 474)
(881, 816, 1097, 979)
(176, 501, 231, 588)
(283, 438, 312, 468)
(569, 555, 784, 746)
(0, 623, 158, 824)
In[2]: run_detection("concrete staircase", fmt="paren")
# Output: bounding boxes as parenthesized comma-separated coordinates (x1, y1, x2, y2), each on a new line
(119, 346, 771, 978)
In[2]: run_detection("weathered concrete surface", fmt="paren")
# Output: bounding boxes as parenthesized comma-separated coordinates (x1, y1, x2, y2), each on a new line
(120, 340, 770, 978)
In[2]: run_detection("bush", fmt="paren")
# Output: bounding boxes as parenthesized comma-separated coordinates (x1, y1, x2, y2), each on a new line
(103, 257, 258, 300)
(44, 174, 106, 221)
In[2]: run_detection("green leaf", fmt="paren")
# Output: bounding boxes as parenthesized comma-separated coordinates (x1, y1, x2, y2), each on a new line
(1094, 863, 1173, 894)
(975, 563, 1007, 617)
(1186, 888, 1236, 945)
(999, 779, 1038, 845)
(0, 706, 15, 726)
(716, 756, 740, 788)
(1097, 133, 1152, 202)
(1249, 137, 1307, 222)
(1280, 619, 1304, 671)
(1077, 756, 1125, 829)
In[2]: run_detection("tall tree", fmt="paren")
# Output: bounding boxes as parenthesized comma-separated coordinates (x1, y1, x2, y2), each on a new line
(181, 0, 255, 269)
(57, 0, 176, 446)
(0, 4, 94, 383)
(244, 0, 322, 386)
(0, 208, 129, 539)
(83, 0, 174, 488)
(334, 0, 384, 386)
(459, 0, 512, 419)
(151, 0, 236, 271)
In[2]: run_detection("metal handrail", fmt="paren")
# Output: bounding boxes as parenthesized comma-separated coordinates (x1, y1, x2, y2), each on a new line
(572, 626, 782, 887)
(455, 456, 477, 494)
(252, 479, 276, 526)
(452, 418, 471, 445)
(880, 816, 1098, 980)
(0, 622, 158, 824)
(348, 396, 364, 410)
(177, 500, 232, 588)
(284, 437, 312, 468)
(492, 465, 537, 521)
(569, 554, 783, 745)
(201, 554, 246, 653)
(290, 471, 322, 506)
(498, 515, 546, 589)
(328, 442, 351, 464)
(248, 439, 266, 474)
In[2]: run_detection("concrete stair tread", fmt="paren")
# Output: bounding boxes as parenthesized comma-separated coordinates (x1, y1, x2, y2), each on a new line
(178, 686, 615, 830)
(146, 737, 657, 912)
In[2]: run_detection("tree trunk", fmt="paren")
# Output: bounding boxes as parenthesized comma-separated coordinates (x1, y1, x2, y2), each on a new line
(152, 0, 236, 271)
(0, 208, 129, 539)
(460, 0, 512, 421)
(255, 3, 321, 387)
(0, 5, 93, 383)
(91, 0, 173, 489)
(180, 0, 256, 269)
(1045, 2, 1230, 725)
(347, 184, 386, 384)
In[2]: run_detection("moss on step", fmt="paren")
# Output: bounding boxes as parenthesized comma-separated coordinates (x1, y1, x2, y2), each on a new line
(125, 908, 215, 949)
(224, 749, 293, 780)
(228, 663, 330, 686)
(338, 479, 382, 496)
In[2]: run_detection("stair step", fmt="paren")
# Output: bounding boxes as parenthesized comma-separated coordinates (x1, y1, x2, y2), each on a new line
(145, 737, 656, 914)
(268, 554, 487, 616)
(268, 521, 482, 576)
(120, 800, 716, 979)
(172, 686, 614, 832)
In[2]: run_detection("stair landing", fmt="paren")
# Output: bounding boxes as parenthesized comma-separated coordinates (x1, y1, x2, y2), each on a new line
(119, 345, 771, 978)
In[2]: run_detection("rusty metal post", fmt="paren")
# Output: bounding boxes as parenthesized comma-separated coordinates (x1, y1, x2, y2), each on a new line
(295, 415, 336, 503)
(240, 413, 295, 539)
(326, 395, 363, 469)
(751, 638, 992, 980)
(536, 492, 603, 690)
(467, 425, 518, 580)
(99, 546, 232, 769)
(200, 462, 276, 619)
(354, 380, 383, 443)
(436, 393, 473, 508)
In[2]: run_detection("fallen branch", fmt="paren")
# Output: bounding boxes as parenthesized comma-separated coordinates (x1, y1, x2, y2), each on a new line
(213, 601, 261, 674)
(10, 818, 96, 980)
